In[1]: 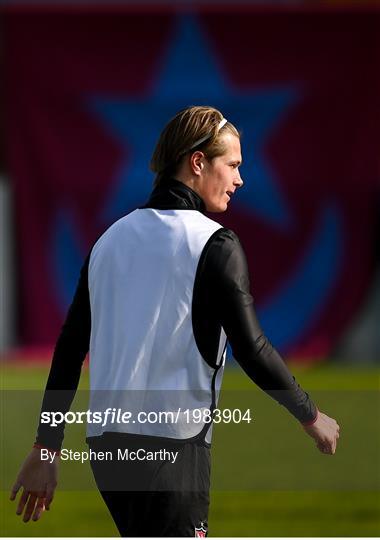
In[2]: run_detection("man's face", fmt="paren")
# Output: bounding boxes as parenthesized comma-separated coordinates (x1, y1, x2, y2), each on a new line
(196, 133, 243, 212)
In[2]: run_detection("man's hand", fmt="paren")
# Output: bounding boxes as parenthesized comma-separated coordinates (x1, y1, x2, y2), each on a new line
(10, 447, 59, 522)
(302, 410, 340, 455)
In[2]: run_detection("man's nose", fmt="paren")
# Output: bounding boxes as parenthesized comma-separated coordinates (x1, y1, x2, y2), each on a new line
(235, 172, 243, 188)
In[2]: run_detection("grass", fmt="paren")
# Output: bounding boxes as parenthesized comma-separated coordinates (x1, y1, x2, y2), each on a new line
(1, 361, 379, 536)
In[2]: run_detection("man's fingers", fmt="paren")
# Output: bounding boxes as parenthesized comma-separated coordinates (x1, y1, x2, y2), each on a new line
(16, 489, 29, 515)
(45, 483, 56, 510)
(317, 441, 332, 454)
(23, 494, 38, 522)
(308, 412, 340, 455)
(32, 498, 46, 521)
(10, 480, 22, 501)
(318, 438, 339, 454)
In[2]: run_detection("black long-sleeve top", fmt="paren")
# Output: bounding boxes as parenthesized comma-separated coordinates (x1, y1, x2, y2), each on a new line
(36, 178, 317, 450)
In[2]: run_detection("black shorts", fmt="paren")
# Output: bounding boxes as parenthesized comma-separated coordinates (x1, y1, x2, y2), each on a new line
(88, 433, 210, 537)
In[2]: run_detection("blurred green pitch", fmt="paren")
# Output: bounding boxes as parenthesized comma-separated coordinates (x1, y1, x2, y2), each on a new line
(1, 362, 379, 537)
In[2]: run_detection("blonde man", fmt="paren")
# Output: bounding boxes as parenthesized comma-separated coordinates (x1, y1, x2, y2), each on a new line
(11, 106, 339, 537)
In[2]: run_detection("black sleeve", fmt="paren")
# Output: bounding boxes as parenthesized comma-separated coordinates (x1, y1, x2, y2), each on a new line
(35, 254, 91, 450)
(204, 228, 318, 424)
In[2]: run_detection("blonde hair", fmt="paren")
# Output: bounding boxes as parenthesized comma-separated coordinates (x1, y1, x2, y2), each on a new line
(150, 105, 240, 187)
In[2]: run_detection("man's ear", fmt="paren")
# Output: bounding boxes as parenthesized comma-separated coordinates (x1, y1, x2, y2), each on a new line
(190, 151, 205, 176)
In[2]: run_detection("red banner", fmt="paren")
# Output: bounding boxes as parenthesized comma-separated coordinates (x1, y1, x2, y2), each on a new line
(5, 9, 380, 359)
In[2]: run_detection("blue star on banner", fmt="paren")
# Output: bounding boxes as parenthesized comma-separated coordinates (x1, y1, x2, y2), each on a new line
(87, 15, 294, 228)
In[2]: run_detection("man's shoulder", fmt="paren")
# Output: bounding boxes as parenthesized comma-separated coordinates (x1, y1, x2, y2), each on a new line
(207, 226, 241, 247)
(88, 210, 140, 259)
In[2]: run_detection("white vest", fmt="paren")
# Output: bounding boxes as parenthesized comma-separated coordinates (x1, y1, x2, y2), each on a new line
(87, 209, 227, 443)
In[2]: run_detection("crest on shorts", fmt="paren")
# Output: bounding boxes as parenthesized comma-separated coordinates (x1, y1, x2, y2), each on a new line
(195, 521, 208, 537)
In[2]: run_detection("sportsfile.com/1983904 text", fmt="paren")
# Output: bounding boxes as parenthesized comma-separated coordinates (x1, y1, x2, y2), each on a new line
(40, 407, 253, 427)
